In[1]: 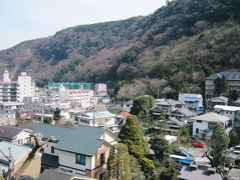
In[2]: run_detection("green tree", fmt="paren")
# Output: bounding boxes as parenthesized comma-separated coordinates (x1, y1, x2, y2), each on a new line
(150, 136, 171, 159)
(140, 157, 156, 178)
(131, 95, 155, 119)
(204, 124, 233, 180)
(179, 125, 191, 144)
(107, 143, 132, 180)
(229, 129, 240, 147)
(214, 76, 229, 96)
(159, 166, 179, 180)
(53, 108, 62, 121)
(229, 90, 239, 104)
(118, 115, 145, 158)
(43, 117, 53, 124)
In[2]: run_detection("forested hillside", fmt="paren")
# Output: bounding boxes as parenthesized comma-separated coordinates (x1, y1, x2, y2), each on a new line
(0, 0, 240, 99)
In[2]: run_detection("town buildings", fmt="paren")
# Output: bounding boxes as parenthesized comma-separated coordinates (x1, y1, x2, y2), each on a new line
(205, 71, 240, 96)
(178, 93, 203, 111)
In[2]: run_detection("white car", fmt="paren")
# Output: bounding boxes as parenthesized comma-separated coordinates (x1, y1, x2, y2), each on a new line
(231, 145, 240, 154)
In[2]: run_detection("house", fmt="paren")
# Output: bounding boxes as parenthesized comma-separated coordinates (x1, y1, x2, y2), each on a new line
(192, 112, 230, 138)
(207, 96, 228, 109)
(178, 93, 203, 111)
(167, 117, 187, 131)
(152, 99, 184, 114)
(73, 111, 115, 126)
(31, 124, 118, 179)
(214, 105, 240, 127)
(0, 126, 31, 144)
(167, 107, 196, 122)
(122, 100, 133, 112)
(205, 71, 240, 96)
(0, 141, 41, 178)
(37, 169, 95, 180)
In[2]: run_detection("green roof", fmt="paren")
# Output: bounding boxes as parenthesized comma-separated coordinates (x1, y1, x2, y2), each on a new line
(31, 124, 105, 156)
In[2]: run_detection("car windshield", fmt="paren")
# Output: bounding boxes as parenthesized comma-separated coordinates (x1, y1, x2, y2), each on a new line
(235, 147, 240, 151)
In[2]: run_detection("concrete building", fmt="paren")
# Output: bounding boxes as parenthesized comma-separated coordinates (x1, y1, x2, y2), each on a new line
(205, 72, 240, 96)
(94, 83, 107, 97)
(17, 72, 34, 102)
(214, 105, 240, 127)
(207, 96, 228, 109)
(0, 70, 18, 102)
(32, 124, 117, 179)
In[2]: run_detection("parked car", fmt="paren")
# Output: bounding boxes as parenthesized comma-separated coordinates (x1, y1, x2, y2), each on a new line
(230, 145, 240, 154)
(192, 140, 206, 148)
(173, 148, 192, 157)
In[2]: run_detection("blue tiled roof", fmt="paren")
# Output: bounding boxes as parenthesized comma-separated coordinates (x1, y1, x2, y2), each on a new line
(31, 124, 105, 156)
(183, 97, 200, 102)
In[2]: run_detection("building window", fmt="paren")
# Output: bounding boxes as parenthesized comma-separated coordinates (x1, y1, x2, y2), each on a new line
(76, 154, 86, 165)
(100, 153, 105, 165)
(208, 123, 215, 129)
(196, 128, 199, 134)
(197, 120, 202, 123)
(51, 146, 54, 153)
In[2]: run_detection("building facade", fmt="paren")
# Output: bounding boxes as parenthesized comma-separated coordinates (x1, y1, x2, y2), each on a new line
(205, 72, 240, 96)
(17, 72, 34, 102)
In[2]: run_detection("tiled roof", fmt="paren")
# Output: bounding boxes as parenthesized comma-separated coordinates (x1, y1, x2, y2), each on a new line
(0, 126, 26, 140)
(206, 72, 240, 80)
(31, 124, 105, 156)
(119, 112, 131, 118)
(18, 122, 41, 131)
(176, 108, 196, 117)
(168, 117, 186, 127)
(210, 96, 228, 103)
(155, 99, 183, 106)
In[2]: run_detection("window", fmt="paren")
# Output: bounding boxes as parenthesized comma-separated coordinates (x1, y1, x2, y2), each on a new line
(196, 128, 199, 134)
(51, 146, 54, 153)
(76, 154, 86, 165)
(208, 123, 215, 129)
(100, 153, 105, 165)
(196, 120, 202, 123)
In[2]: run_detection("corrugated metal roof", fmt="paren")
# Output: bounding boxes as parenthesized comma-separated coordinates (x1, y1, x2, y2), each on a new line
(32, 124, 105, 156)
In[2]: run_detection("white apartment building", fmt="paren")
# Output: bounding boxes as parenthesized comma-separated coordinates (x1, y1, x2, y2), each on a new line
(94, 83, 107, 97)
(17, 72, 34, 102)
(0, 70, 18, 102)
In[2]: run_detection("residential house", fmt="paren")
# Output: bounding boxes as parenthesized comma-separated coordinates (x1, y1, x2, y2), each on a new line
(178, 93, 203, 111)
(122, 100, 133, 112)
(207, 96, 228, 109)
(167, 117, 187, 131)
(192, 112, 230, 139)
(205, 71, 240, 96)
(0, 141, 41, 178)
(0, 126, 31, 144)
(31, 124, 118, 179)
(72, 111, 118, 133)
(152, 99, 184, 114)
(214, 105, 240, 127)
(0, 109, 16, 125)
(167, 107, 196, 122)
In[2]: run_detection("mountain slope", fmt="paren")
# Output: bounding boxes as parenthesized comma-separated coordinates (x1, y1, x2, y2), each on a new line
(0, 0, 240, 99)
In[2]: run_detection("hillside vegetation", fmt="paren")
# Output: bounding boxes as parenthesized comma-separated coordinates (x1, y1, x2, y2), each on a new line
(0, 0, 240, 99)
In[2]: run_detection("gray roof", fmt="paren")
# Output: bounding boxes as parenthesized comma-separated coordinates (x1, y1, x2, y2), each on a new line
(192, 112, 230, 123)
(168, 117, 186, 127)
(0, 126, 26, 140)
(210, 96, 228, 103)
(206, 72, 240, 80)
(156, 99, 183, 106)
(18, 123, 41, 131)
(173, 107, 196, 117)
(37, 169, 92, 180)
(32, 124, 107, 156)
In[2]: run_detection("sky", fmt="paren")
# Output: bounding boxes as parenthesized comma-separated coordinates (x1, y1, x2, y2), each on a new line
(0, 0, 166, 50)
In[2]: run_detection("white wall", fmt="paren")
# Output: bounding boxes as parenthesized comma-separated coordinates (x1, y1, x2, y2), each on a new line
(15, 131, 31, 144)
(17, 73, 34, 102)
(192, 120, 209, 136)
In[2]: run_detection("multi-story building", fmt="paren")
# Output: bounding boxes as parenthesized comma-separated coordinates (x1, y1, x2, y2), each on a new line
(94, 83, 107, 97)
(178, 93, 203, 111)
(17, 72, 34, 102)
(0, 70, 18, 102)
(205, 72, 240, 96)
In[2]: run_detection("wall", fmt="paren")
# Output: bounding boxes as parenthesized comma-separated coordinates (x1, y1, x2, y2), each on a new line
(192, 120, 209, 136)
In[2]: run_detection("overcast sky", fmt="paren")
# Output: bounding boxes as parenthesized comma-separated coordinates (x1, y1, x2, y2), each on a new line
(0, 0, 165, 50)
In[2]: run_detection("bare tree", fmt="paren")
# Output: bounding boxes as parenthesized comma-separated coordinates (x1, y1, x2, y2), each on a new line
(0, 133, 56, 180)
